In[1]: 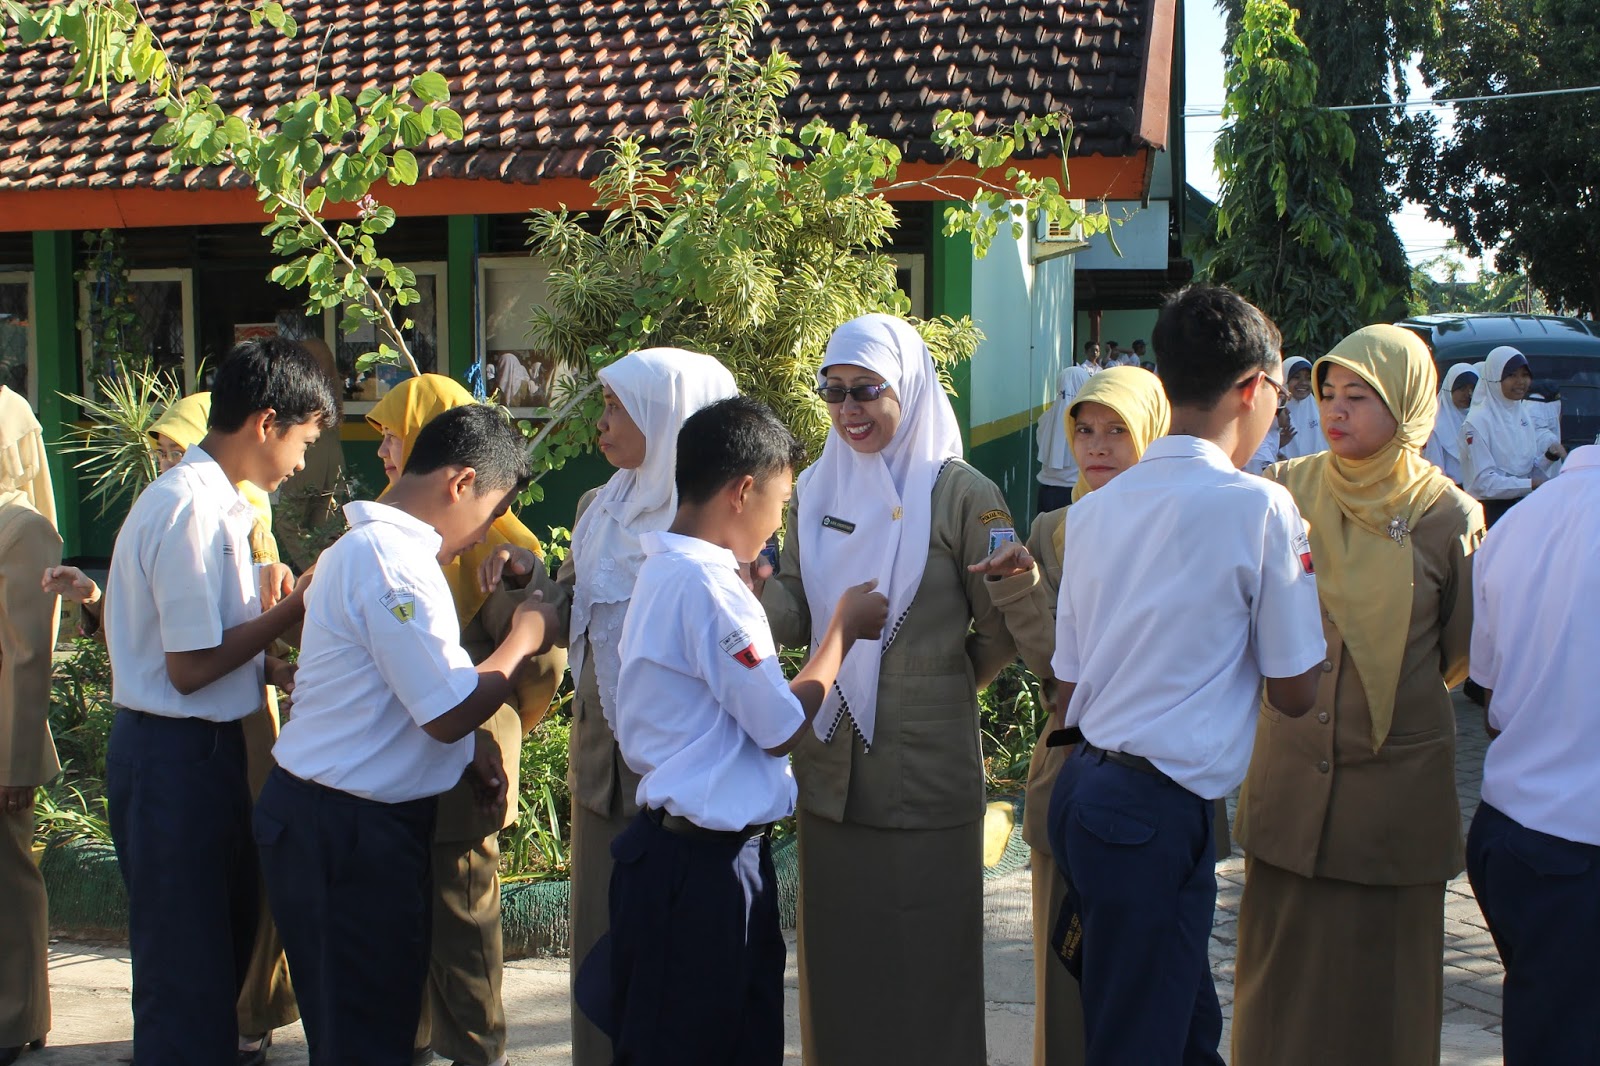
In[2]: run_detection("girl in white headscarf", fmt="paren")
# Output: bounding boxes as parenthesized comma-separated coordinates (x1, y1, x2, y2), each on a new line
(478, 348, 737, 1066)
(760, 314, 1018, 1066)
(1279, 356, 1328, 459)
(1460, 345, 1567, 524)
(1422, 362, 1478, 485)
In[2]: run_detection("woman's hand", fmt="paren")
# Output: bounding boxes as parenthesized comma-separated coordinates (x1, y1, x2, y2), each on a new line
(265, 656, 298, 695)
(479, 544, 539, 594)
(260, 562, 295, 610)
(740, 557, 775, 599)
(968, 541, 1036, 581)
(42, 565, 101, 605)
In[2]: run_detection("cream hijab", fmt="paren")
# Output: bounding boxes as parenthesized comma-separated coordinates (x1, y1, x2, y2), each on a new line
(0, 385, 56, 527)
(1431, 362, 1477, 467)
(1463, 345, 1542, 478)
(1276, 325, 1454, 751)
(568, 348, 738, 706)
(798, 314, 963, 746)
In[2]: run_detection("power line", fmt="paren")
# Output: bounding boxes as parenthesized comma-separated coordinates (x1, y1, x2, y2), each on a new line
(1182, 83, 1600, 118)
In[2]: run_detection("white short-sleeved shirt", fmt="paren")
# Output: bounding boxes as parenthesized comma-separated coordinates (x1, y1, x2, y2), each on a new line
(1472, 445, 1600, 845)
(272, 501, 481, 804)
(614, 531, 807, 831)
(105, 445, 264, 721)
(1051, 435, 1326, 799)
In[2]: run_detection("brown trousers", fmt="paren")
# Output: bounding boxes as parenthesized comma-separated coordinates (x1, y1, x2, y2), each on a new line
(0, 807, 48, 1048)
(568, 796, 632, 1066)
(1029, 848, 1085, 1066)
(417, 833, 506, 1064)
(237, 704, 297, 1036)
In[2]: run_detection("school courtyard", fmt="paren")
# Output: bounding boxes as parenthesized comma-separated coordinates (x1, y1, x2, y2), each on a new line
(31, 690, 1503, 1064)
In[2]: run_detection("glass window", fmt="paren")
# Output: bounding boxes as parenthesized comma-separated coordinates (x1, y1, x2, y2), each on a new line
(0, 273, 33, 405)
(78, 269, 196, 396)
(337, 263, 449, 414)
(478, 256, 566, 414)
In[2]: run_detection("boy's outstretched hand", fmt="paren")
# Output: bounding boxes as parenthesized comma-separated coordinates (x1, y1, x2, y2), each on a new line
(42, 564, 101, 605)
(468, 739, 509, 814)
(968, 541, 1035, 581)
(479, 543, 539, 594)
(835, 579, 889, 641)
(508, 590, 560, 657)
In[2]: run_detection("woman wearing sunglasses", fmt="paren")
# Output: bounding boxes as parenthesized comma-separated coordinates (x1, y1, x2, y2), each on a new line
(760, 314, 1017, 1066)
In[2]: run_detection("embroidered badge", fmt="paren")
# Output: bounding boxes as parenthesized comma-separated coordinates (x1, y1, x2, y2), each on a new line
(988, 527, 1018, 555)
(380, 587, 417, 624)
(1386, 516, 1411, 546)
(821, 515, 857, 535)
(1293, 531, 1315, 575)
(979, 509, 1012, 525)
(1465, 429, 1474, 446)
(719, 627, 763, 669)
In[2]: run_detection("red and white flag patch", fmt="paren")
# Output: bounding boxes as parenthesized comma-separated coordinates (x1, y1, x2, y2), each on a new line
(1294, 530, 1315, 575)
(1465, 429, 1474, 446)
(719, 627, 763, 669)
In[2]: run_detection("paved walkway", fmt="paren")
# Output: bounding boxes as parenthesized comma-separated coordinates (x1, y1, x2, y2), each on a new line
(29, 694, 1501, 1064)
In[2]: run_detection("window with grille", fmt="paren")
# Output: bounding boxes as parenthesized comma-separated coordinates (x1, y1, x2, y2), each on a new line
(77, 269, 196, 397)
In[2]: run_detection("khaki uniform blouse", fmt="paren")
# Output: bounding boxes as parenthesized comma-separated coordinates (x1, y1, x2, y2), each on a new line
(762, 460, 1018, 830)
(985, 507, 1065, 850)
(0, 491, 63, 789)
(1236, 483, 1483, 886)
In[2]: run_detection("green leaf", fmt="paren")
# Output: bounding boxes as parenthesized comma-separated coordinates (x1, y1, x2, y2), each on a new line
(410, 71, 450, 105)
(388, 149, 419, 186)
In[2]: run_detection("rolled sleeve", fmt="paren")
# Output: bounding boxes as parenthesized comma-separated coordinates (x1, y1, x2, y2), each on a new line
(695, 580, 806, 751)
(151, 502, 228, 653)
(1252, 500, 1327, 678)
(361, 578, 482, 727)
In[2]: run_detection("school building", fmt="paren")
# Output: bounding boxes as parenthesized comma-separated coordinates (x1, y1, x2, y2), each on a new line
(0, 0, 1188, 557)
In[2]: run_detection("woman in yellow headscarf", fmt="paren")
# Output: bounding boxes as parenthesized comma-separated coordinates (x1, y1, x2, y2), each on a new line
(366, 374, 565, 1066)
(972, 365, 1169, 1066)
(1232, 325, 1485, 1066)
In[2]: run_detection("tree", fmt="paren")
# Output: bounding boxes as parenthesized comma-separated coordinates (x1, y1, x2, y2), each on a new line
(1408, 248, 1547, 316)
(1196, 0, 1391, 355)
(1404, 0, 1600, 315)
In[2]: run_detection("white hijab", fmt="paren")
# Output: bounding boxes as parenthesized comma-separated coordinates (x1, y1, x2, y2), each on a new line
(798, 314, 963, 747)
(569, 348, 738, 709)
(1464, 345, 1541, 475)
(1281, 356, 1326, 459)
(1432, 362, 1478, 464)
(1037, 365, 1076, 470)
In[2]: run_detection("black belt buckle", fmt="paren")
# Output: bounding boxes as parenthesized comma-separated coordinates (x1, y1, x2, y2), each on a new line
(1045, 725, 1085, 748)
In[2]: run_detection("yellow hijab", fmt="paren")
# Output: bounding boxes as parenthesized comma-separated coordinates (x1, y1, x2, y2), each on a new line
(148, 392, 278, 563)
(366, 374, 542, 625)
(1276, 325, 1453, 751)
(1057, 367, 1171, 554)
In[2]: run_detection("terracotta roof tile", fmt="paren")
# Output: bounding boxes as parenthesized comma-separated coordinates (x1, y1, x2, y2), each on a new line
(0, 0, 1162, 192)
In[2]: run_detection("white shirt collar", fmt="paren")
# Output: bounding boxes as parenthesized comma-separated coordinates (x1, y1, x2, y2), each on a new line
(177, 444, 255, 521)
(1141, 434, 1238, 472)
(641, 529, 740, 570)
(344, 500, 444, 553)
(1564, 444, 1600, 474)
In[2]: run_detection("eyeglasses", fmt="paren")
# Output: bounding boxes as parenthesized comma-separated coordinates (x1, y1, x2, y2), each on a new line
(815, 382, 893, 404)
(1243, 372, 1291, 411)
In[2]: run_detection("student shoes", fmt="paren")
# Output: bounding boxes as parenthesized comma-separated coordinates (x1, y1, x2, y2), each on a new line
(0, 1040, 45, 1066)
(237, 1030, 271, 1066)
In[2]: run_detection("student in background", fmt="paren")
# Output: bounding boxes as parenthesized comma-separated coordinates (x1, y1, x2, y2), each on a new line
(103, 339, 336, 1066)
(760, 314, 1017, 1066)
(1466, 441, 1600, 1066)
(257, 405, 551, 1066)
(1035, 362, 1093, 514)
(1278, 356, 1328, 459)
(1460, 346, 1566, 524)
(973, 365, 1170, 1066)
(1232, 325, 1484, 1066)
(1047, 286, 1324, 1064)
(1422, 362, 1479, 485)
(0, 450, 63, 1066)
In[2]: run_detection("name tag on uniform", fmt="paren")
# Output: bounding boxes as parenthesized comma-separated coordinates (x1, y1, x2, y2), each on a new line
(821, 515, 856, 535)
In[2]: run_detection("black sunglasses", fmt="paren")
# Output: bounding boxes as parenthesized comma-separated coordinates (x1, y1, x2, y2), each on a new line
(815, 382, 893, 404)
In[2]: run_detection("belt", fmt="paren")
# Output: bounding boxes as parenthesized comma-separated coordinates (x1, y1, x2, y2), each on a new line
(1045, 725, 1170, 781)
(644, 807, 772, 842)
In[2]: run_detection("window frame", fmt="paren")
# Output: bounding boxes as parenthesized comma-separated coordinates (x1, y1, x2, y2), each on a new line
(0, 270, 38, 410)
(75, 267, 197, 397)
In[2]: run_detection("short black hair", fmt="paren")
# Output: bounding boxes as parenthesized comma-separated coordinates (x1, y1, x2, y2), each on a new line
(676, 396, 805, 506)
(1152, 285, 1282, 409)
(208, 337, 341, 433)
(404, 404, 532, 495)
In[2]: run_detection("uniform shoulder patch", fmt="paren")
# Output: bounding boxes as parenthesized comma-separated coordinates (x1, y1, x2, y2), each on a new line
(1293, 531, 1315, 575)
(979, 509, 1012, 526)
(380, 586, 417, 624)
(988, 527, 1018, 555)
(718, 626, 762, 669)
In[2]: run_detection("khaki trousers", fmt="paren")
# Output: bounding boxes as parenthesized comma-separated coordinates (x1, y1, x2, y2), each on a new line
(0, 806, 48, 1048)
(237, 704, 298, 1036)
(1029, 849, 1085, 1066)
(417, 832, 507, 1064)
(569, 796, 632, 1066)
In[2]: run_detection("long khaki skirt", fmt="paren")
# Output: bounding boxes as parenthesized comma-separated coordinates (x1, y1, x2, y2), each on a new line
(568, 795, 632, 1066)
(797, 810, 986, 1066)
(1233, 856, 1446, 1066)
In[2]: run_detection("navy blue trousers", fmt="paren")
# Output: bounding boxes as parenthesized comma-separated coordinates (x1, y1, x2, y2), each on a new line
(586, 811, 785, 1066)
(254, 767, 437, 1066)
(1467, 801, 1600, 1066)
(1048, 745, 1225, 1066)
(107, 709, 258, 1066)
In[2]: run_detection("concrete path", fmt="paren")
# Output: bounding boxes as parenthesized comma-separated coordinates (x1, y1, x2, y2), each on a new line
(28, 694, 1502, 1064)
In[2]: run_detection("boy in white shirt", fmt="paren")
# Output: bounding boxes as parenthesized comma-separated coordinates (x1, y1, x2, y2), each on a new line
(103, 338, 336, 1066)
(578, 396, 887, 1065)
(256, 404, 554, 1065)
(1048, 285, 1325, 1064)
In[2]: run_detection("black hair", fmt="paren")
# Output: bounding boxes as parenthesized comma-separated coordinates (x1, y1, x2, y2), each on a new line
(1151, 284, 1282, 409)
(404, 404, 532, 495)
(208, 337, 341, 433)
(1083, 339, 1099, 351)
(676, 396, 805, 506)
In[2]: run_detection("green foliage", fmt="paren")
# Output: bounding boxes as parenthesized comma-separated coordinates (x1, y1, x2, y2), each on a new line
(1404, 0, 1600, 315)
(3, 1, 467, 373)
(1408, 250, 1548, 316)
(500, 690, 573, 882)
(76, 228, 146, 381)
(1196, 0, 1393, 355)
(978, 662, 1049, 793)
(36, 640, 117, 848)
(60, 361, 180, 517)
(520, 0, 1109, 472)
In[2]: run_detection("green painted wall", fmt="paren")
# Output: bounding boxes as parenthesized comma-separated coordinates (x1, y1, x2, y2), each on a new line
(929, 220, 973, 454)
(970, 422, 1037, 530)
(32, 231, 83, 557)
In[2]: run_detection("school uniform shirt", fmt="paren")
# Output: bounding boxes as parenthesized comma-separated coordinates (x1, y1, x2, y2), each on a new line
(272, 501, 480, 804)
(613, 531, 806, 832)
(1471, 445, 1600, 845)
(1036, 364, 1093, 489)
(105, 445, 265, 721)
(1051, 435, 1326, 800)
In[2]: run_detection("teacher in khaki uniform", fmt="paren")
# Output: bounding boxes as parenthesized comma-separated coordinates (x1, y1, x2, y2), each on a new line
(1233, 325, 1484, 1066)
(761, 314, 1017, 1066)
